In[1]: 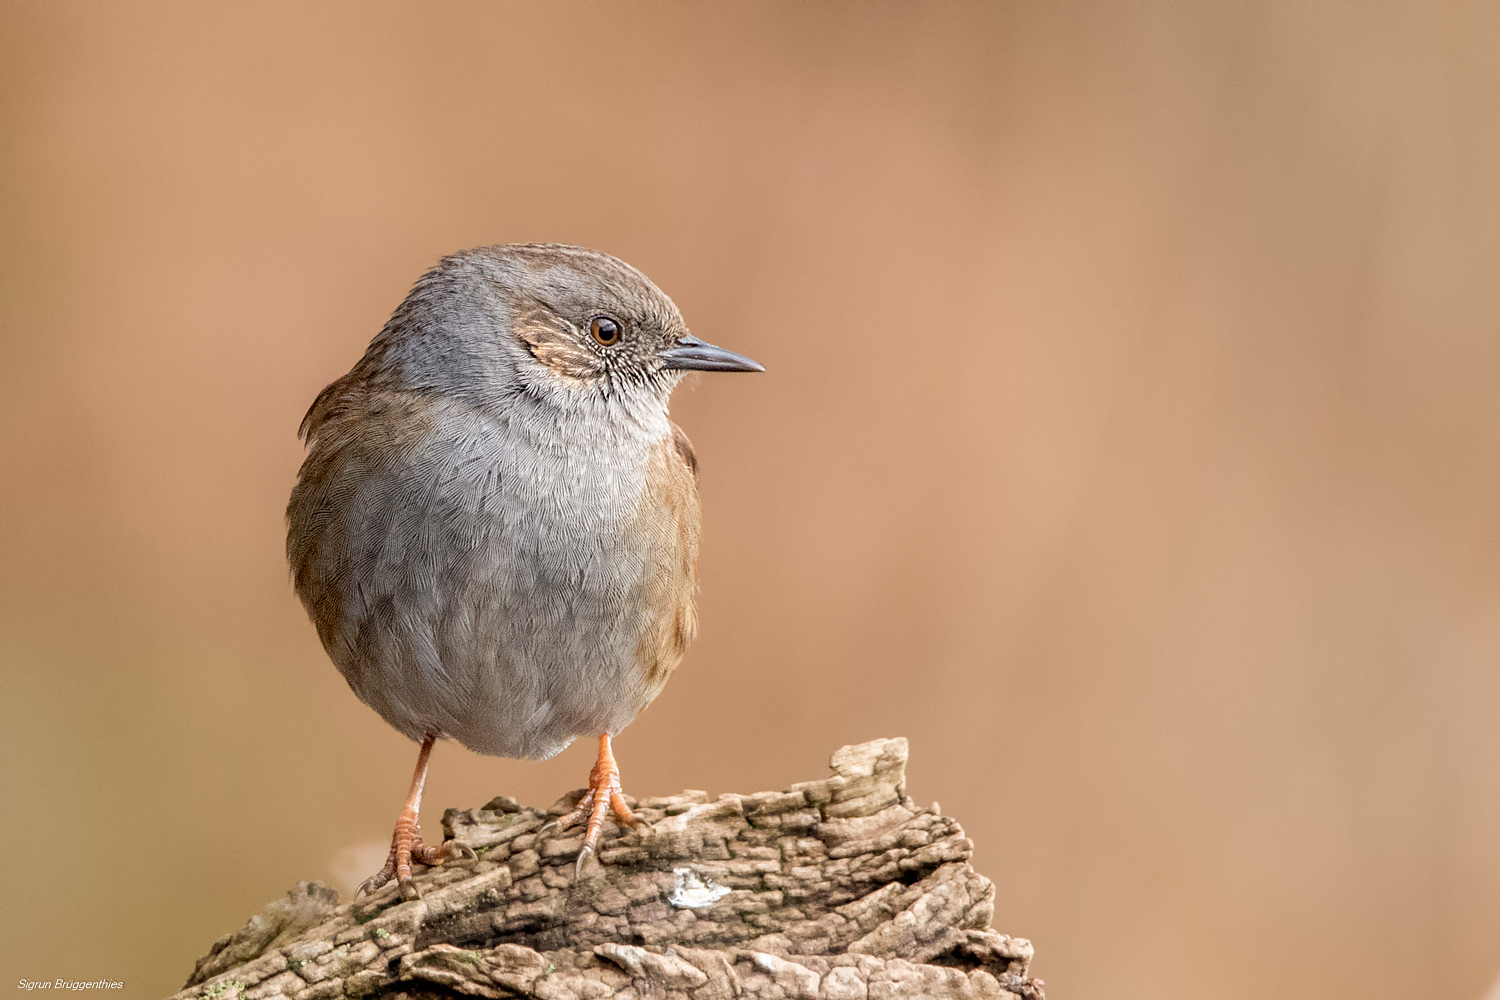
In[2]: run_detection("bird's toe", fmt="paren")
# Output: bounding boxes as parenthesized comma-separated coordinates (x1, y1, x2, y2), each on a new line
(356, 867, 393, 899)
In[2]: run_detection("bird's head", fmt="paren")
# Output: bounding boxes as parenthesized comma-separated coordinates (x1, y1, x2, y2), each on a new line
(370, 244, 761, 415)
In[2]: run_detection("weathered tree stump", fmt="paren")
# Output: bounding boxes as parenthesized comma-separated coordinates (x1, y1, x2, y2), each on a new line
(175, 738, 1044, 1000)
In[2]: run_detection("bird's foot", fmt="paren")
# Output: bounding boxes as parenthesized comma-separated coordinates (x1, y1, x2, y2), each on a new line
(356, 810, 476, 900)
(546, 734, 638, 874)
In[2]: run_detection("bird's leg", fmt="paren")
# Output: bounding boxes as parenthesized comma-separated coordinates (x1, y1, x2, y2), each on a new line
(357, 734, 475, 900)
(549, 733, 638, 872)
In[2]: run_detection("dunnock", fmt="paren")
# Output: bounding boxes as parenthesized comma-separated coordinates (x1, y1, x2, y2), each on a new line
(286, 244, 761, 896)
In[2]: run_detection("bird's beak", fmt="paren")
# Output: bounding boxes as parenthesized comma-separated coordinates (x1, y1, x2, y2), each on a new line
(660, 335, 765, 373)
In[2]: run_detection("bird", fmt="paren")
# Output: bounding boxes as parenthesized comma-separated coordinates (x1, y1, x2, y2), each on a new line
(286, 243, 762, 898)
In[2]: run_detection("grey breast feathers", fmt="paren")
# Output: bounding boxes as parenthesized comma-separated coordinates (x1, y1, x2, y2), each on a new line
(287, 386, 704, 760)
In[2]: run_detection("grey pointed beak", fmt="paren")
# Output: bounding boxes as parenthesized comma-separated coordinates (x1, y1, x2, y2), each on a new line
(660, 335, 764, 373)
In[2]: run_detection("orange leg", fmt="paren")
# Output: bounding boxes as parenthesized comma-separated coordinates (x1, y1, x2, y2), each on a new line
(549, 734, 638, 872)
(357, 734, 475, 899)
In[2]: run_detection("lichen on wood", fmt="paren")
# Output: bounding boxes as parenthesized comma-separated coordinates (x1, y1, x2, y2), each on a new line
(175, 738, 1045, 1000)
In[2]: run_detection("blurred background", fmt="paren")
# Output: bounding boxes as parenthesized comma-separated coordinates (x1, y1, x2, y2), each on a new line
(2, 3, 1497, 998)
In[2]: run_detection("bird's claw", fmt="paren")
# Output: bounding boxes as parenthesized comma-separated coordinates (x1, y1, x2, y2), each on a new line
(356, 861, 401, 900)
(355, 819, 472, 901)
(548, 737, 637, 878)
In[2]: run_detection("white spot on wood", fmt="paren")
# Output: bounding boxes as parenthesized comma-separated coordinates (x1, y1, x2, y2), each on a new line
(668, 867, 730, 908)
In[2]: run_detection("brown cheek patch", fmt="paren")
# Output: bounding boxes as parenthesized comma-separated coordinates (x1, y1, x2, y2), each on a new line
(515, 320, 599, 381)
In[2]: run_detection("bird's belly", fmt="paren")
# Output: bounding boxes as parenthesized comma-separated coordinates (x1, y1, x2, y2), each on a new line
(298, 404, 696, 761)
(431, 509, 680, 759)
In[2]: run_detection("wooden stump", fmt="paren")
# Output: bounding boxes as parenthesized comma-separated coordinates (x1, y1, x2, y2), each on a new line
(176, 738, 1045, 1000)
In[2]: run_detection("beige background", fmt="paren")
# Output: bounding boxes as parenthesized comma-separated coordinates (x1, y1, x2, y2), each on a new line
(2, 3, 1498, 998)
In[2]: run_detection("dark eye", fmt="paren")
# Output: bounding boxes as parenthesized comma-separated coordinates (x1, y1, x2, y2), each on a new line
(590, 316, 621, 346)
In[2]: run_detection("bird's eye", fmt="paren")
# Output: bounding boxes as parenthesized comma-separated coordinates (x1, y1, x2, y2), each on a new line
(590, 316, 621, 346)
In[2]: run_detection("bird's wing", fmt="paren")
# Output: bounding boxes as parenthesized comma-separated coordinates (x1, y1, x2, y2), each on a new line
(287, 386, 495, 740)
(669, 420, 698, 479)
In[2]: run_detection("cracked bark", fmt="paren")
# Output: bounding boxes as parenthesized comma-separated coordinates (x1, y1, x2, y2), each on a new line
(174, 738, 1045, 1000)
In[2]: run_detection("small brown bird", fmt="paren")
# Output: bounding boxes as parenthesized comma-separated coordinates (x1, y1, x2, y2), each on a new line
(286, 244, 762, 896)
